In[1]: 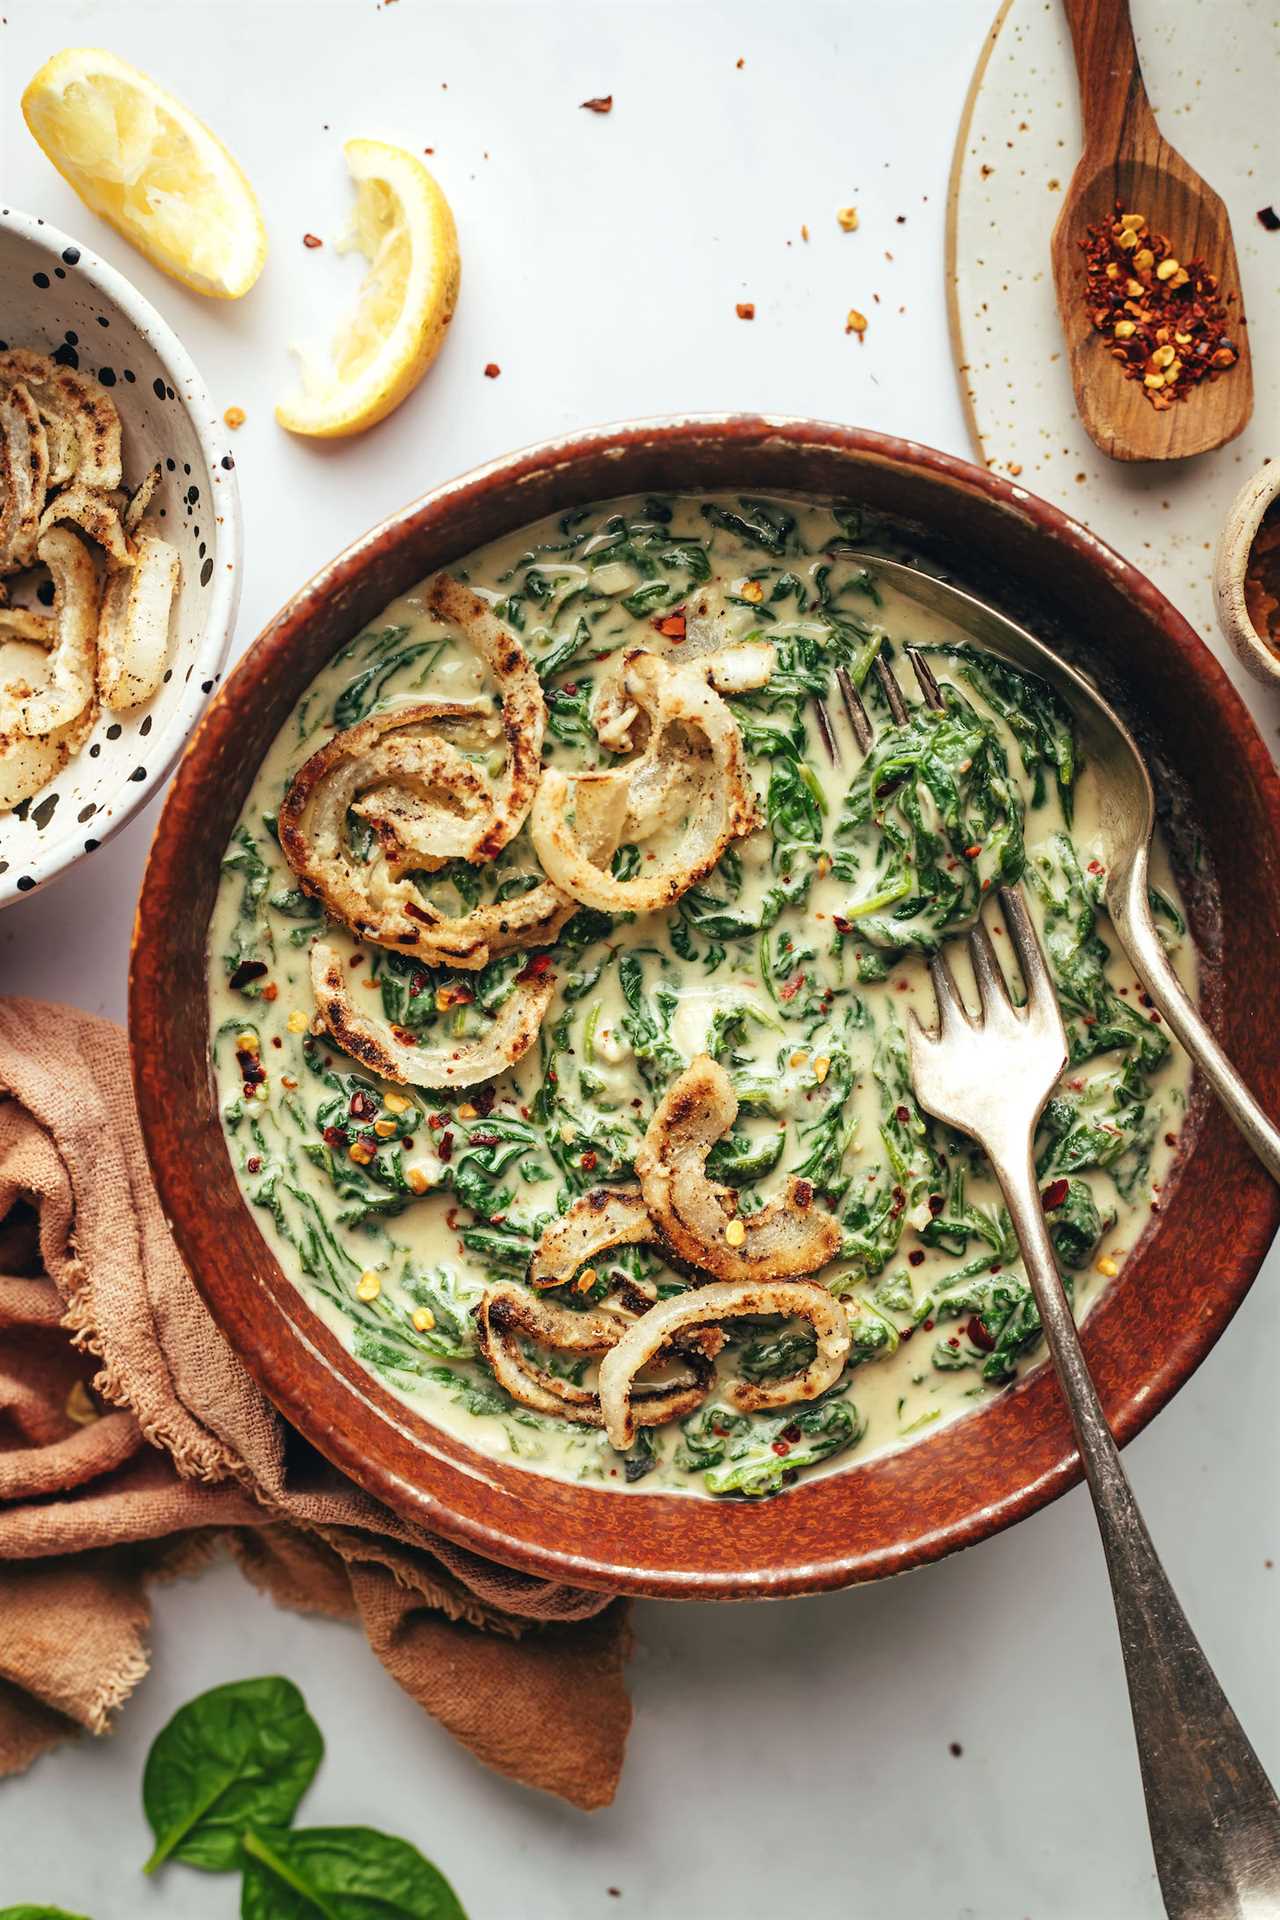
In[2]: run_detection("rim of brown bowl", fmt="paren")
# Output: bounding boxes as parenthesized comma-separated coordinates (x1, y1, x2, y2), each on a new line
(130, 415, 1280, 1601)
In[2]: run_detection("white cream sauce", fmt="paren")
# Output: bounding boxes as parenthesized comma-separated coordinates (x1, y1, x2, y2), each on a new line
(207, 494, 1194, 1500)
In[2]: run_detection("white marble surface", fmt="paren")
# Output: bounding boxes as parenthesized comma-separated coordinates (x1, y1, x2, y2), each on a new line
(1, 4, 1277, 1916)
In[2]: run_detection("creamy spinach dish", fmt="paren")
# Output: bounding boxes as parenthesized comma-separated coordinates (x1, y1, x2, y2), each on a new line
(208, 494, 1192, 1499)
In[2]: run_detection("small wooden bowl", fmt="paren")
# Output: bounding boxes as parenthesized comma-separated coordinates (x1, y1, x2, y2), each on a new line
(130, 418, 1280, 1599)
(1214, 461, 1280, 689)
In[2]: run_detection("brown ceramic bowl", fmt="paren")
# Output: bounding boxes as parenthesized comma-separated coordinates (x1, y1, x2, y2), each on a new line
(130, 416, 1280, 1599)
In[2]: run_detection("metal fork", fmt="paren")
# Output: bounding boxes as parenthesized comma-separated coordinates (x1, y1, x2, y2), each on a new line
(908, 895, 1280, 1920)
(826, 652, 1280, 1916)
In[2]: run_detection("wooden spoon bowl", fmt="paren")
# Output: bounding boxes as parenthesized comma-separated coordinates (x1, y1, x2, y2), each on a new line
(1050, 0, 1253, 461)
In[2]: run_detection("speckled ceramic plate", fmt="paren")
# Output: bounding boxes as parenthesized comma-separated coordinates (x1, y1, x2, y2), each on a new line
(0, 206, 242, 905)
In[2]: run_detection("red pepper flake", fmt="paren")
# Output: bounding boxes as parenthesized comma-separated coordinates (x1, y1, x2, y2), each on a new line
(408, 971, 429, 998)
(470, 1130, 500, 1147)
(581, 1150, 598, 1172)
(1080, 206, 1240, 409)
(777, 971, 806, 1003)
(908, 1249, 925, 1267)
(922, 1319, 934, 1331)
(580, 95, 613, 113)
(771, 1439, 791, 1457)
(427, 1112, 445, 1131)
(963, 844, 983, 859)
(1165, 1131, 1178, 1148)
(1041, 1177, 1070, 1210)
(928, 1193, 945, 1216)
(517, 952, 553, 982)
(895, 1104, 910, 1124)
(349, 1090, 378, 1120)
(302, 232, 323, 249)
(653, 612, 686, 639)
(899, 1325, 915, 1342)
(246, 1155, 262, 1173)
(438, 1131, 454, 1163)
(483, 362, 502, 379)
(832, 914, 853, 935)
(735, 302, 756, 321)
(1257, 206, 1280, 232)
(322, 1125, 348, 1148)
(947, 1335, 961, 1349)
(391, 1025, 418, 1046)
(967, 1314, 995, 1352)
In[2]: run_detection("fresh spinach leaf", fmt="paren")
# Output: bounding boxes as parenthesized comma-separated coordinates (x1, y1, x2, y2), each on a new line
(141, 1676, 322, 1875)
(241, 1827, 467, 1920)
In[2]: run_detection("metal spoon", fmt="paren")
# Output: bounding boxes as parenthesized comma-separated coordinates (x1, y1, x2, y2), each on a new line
(842, 551, 1280, 1184)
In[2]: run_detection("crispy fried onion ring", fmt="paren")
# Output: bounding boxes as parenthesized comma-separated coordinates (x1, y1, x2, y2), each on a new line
(636, 1054, 842, 1282)
(38, 481, 133, 570)
(531, 651, 759, 914)
(420, 571, 546, 862)
(529, 1185, 662, 1290)
(4, 528, 99, 737)
(598, 1278, 851, 1450)
(595, 585, 774, 749)
(476, 1281, 718, 1430)
(0, 643, 95, 811)
(0, 350, 122, 492)
(310, 939, 553, 1087)
(0, 383, 50, 573)
(279, 702, 575, 965)
(97, 527, 180, 709)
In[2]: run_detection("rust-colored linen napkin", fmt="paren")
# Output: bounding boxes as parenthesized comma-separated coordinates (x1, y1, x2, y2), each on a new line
(0, 997, 629, 1808)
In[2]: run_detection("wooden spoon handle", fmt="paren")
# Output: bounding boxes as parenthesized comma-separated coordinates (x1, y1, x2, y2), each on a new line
(1060, 0, 1157, 158)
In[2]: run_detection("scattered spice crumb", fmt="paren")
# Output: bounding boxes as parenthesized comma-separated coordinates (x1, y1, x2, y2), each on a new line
(735, 56, 744, 69)
(1048, 177, 1061, 190)
(223, 405, 246, 431)
(980, 163, 994, 178)
(1257, 206, 1280, 232)
(302, 233, 323, 249)
(580, 95, 613, 114)
(484, 362, 501, 379)
(800, 223, 810, 243)
(895, 213, 907, 224)
(1008, 461, 1022, 475)
(845, 308, 868, 339)
(837, 205, 859, 232)
(949, 1741, 964, 1758)
(423, 146, 435, 154)
(735, 302, 755, 320)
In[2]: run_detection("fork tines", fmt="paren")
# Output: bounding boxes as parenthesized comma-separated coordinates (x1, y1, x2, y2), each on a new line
(812, 642, 943, 765)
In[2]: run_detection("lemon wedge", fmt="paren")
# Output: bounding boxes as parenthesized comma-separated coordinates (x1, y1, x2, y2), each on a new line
(275, 139, 460, 439)
(22, 48, 266, 300)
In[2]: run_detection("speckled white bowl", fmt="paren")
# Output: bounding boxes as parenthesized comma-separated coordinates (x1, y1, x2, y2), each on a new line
(0, 206, 242, 905)
(1213, 459, 1280, 690)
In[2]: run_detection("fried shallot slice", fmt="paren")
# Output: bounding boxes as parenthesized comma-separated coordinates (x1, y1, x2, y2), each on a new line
(38, 481, 133, 570)
(0, 350, 122, 492)
(635, 1054, 842, 1283)
(279, 701, 575, 964)
(0, 384, 50, 574)
(598, 1278, 851, 1451)
(476, 1280, 717, 1430)
(0, 640, 95, 811)
(531, 651, 759, 915)
(529, 1185, 662, 1290)
(422, 571, 547, 862)
(97, 528, 180, 708)
(7, 528, 99, 737)
(309, 940, 553, 1087)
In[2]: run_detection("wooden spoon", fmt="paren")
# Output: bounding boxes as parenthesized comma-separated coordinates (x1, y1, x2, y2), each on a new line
(1050, 0, 1253, 462)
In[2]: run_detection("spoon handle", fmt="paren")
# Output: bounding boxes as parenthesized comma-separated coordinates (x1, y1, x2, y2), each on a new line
(1059, 0, 1156, 156)
(1110, 875, 1280, 1185)
(997, 1141, 1280, 1920)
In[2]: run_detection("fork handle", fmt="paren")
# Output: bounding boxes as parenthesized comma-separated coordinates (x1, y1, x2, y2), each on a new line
(998, 1141, 1280, 1920)
(1109, 874, 1280, 1186)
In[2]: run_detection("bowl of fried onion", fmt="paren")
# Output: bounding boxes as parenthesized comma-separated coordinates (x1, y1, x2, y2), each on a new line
(0, 206, 241, 903)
